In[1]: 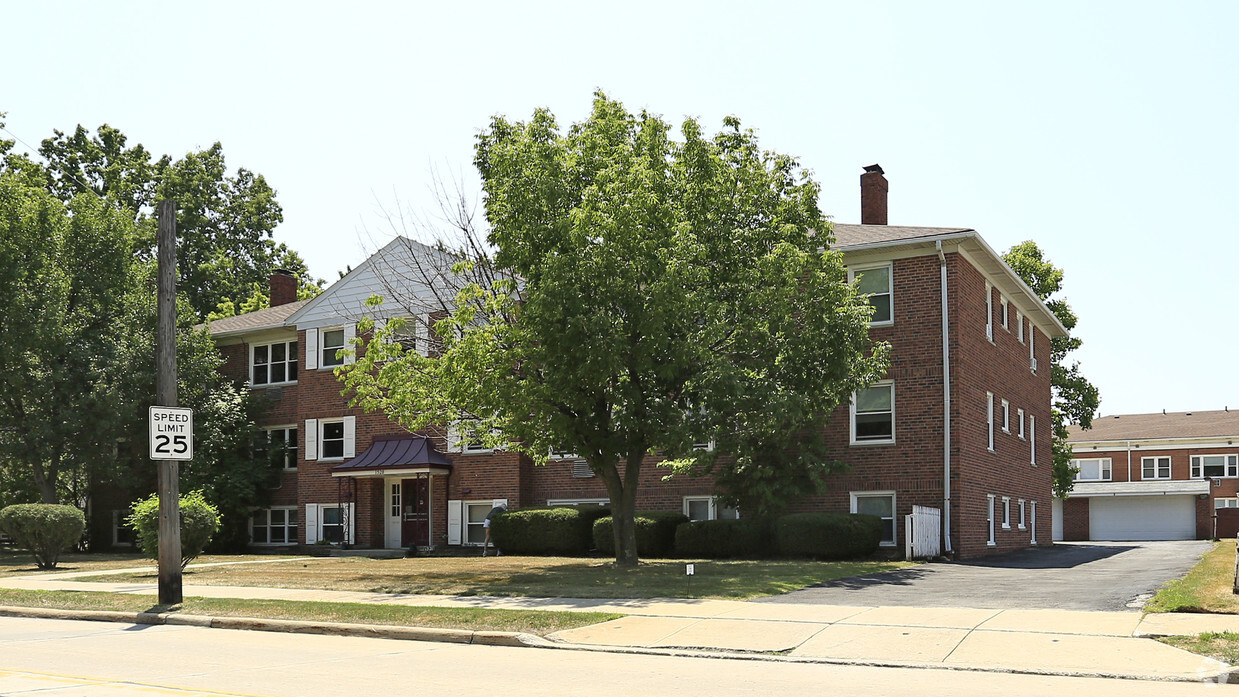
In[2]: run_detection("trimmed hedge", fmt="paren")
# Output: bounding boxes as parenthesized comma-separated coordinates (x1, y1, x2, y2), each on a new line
(772, 512, 882, 560)
(489, 505, 610, 555)
(674, 518, 767, 559)
(128, 490, 221, 569)
(593, 511, 689, 558)
(0, 504, 85, 570)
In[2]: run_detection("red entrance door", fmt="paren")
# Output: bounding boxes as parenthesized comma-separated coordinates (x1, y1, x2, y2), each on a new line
(401, 478, 430, 547)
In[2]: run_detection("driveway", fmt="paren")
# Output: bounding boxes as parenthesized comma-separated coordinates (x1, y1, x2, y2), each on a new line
(759, 541, 1212, 611)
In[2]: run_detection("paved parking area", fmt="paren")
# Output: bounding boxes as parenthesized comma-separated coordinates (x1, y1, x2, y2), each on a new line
(759, 541, 1212, 611)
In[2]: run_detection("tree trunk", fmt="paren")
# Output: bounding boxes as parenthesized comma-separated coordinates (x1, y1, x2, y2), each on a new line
(32, 455, 58, 504)
(596, 453, 641, 568)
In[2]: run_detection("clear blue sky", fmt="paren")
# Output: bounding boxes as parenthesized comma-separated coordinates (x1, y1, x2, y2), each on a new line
(4, 1, 1236, 418)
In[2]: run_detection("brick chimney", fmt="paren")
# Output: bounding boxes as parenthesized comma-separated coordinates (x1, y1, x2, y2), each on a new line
(269, 269, 297, 307)
(860, 163, 888, 225)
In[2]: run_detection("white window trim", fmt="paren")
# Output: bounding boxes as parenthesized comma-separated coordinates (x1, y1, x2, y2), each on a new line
(1016, 310, 1025, 344)
(1017, 499, 1026, 530)
(1001, 496, 1011, 529)
(249, 506, 298, 546)
(449, 421, 495, 454)
(1215, 498, 1239, 509)
(1001, 399, 1010, 433)
(683, 495, 739, 522)
(1141, 455, 1172, 480)
(304, 502, 354, 545)
(986, 494, 996, 546)
(546, 498, 610, 506)
(111, 510, 133, 547)
(985, 283, 994, 342)
(317, 325, 356, 369)
(850, 380, 895, 446)
(1000, 296, 1009, 331)
(1017, 408, 1026, 440)
(1073, 457, 1113, 482)
(1191, 454, 1239, 479)
(848, 262, 894, 328)
(308, 416, 355, 462)
(1030, 414, 1036, 465)
(1030, 501, 1038, 545)
(850, 490, 897, 547)
(266, 425, 299, 471)
(458, 499, 508, 547)
(986, 392, 995, 453)
(250, 339, 298, 387)
(1029, 327, 1037, 374)
(548, 446, 581, 460)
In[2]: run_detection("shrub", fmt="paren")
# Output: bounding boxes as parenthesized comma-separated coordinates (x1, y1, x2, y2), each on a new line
(128, 490, 221, 569)
(593, 511, 689, 558)
(0, 504, 85, 569)
(674, 518, 767, 559)
(772, 512, 882, 560)
(489, 505, 610, 555)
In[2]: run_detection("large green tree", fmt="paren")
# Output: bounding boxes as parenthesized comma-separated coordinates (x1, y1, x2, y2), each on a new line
(33, 123, 321, 319)
(339, 93, 888, 566)
(1003, 241, 1100, 498)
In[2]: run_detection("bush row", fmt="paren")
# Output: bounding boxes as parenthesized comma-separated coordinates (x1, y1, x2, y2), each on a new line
(489, 506, 883, 560)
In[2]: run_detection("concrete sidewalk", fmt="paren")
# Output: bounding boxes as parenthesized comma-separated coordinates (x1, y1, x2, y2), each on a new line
(3, 569, 1238, 683)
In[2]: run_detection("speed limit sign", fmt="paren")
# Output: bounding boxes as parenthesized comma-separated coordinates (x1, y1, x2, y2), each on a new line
(149, 406, 193, 460)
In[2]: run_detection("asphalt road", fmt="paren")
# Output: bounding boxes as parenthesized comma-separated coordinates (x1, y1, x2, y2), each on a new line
(761, 540, 1212, 611)
(0, 616, 1227, 696)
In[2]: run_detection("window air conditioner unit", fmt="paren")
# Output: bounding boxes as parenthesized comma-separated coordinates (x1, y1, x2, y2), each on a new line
(1030, 357, 1038, 372)
(1214, 478, 1222, 487)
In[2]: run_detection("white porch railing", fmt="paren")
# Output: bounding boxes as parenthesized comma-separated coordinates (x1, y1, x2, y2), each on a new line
(905, 505, 942, 559)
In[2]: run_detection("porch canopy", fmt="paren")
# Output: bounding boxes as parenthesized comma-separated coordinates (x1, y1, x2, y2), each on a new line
(330, 434, 452, 478)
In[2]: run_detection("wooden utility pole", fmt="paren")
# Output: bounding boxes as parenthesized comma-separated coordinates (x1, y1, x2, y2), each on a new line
(156, 200, 183, 605)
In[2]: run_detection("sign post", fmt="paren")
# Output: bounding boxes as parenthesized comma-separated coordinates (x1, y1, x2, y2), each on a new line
(155, 200, 183, 605)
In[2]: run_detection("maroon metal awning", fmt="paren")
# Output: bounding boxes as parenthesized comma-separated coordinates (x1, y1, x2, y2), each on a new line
(330, 434, 451, 478)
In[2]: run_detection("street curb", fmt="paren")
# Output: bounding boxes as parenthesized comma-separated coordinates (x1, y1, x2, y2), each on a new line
(0, 604, 1230, 683)
(0, 605, 546, 648)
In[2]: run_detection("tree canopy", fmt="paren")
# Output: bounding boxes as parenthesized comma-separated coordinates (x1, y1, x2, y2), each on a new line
(1003, 240, 1100, 498)
(339, 93, 889, 565)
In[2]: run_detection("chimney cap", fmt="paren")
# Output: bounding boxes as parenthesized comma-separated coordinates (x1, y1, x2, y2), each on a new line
(273, 268, 295, 277)
(863, 163, 885, 175)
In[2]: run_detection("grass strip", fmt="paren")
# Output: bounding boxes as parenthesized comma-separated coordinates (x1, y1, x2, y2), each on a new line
(1159, 632, 1239, 665)
(1145, 540, 1232, 613)
(0, 588, 617, 635)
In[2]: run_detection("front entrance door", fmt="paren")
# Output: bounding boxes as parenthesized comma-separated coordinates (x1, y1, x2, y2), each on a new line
(402, 478, 430, 547)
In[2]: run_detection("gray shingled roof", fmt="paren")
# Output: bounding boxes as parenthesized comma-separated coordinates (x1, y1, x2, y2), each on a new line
(203, 300, 309, 336)
(830, 224, 972, 249)
(1068, 410, 1239, 442)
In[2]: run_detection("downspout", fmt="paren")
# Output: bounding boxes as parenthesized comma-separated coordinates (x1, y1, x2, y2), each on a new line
(938, 241, 953, 554)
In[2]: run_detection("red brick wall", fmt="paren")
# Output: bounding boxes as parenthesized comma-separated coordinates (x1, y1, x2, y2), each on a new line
(1062, 497, 1090, 540)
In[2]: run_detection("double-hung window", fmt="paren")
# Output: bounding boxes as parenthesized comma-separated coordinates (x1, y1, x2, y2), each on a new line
(250, 507, 298, 545)
(1016, 311, 1025, 343)
(303, 416, 354, 462)
(850, 264, 893, 326)
(852, 491, 896, 546)
(252, 340, 298, 386)
(1018, 409, 1026, 439)
(986, 392, 995, 452)
(1018, 499, 1026, 530)
(683, 496, 740, 522)
(985, 284, 994, 341)
(1001, 497, 1011, 529)
(986, 494, 996, 546)
(1191, 454, 1239, 479)
(1000, 296, 1009, 331)
(1029, 415, 1036, 465)
(1142, 456, 1171, 480)
(852, 381, 894, 444)
(266, 426, 299, 470)
(1073, 458, 1112, 482)
(1001, 399, 1010, 433)
(320, 329, 346, 367)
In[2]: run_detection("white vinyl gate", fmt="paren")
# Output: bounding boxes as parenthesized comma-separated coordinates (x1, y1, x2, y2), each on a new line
(905, 505, 942, 559)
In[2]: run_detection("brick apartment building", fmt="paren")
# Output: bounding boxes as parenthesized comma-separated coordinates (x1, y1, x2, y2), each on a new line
(198, 165, 1065, 559)
(1062, 410, 1239, 541)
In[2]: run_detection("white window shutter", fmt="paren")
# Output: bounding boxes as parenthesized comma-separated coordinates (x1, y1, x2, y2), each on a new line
(305, 329, 319, 369)
(343, 416, 356, 458)
(447, 500, 463, 545)
(304, 419, 318, 460)
(343, 324, 357, 365)
(416, 314, 430, 357)
(305, 504, 319, 544)
(345, 502, 356, 544)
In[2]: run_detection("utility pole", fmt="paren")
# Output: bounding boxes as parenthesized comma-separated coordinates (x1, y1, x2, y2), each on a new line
(156, 200, 183, 605)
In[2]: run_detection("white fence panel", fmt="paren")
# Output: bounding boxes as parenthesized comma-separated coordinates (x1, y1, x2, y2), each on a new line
(905, 505, 942, 559)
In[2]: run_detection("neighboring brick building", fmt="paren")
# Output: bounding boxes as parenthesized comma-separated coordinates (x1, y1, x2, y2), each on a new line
(1062, 410, 1239, 541)
(204, 165, 1065, 559)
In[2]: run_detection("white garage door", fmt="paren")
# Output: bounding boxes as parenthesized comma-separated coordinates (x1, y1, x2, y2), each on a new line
(1088, 495, 1196, 541)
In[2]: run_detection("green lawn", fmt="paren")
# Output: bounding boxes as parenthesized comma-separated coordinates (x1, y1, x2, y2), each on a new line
(1145, 539, 1236, 614)
(68, 554, 916, 600)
